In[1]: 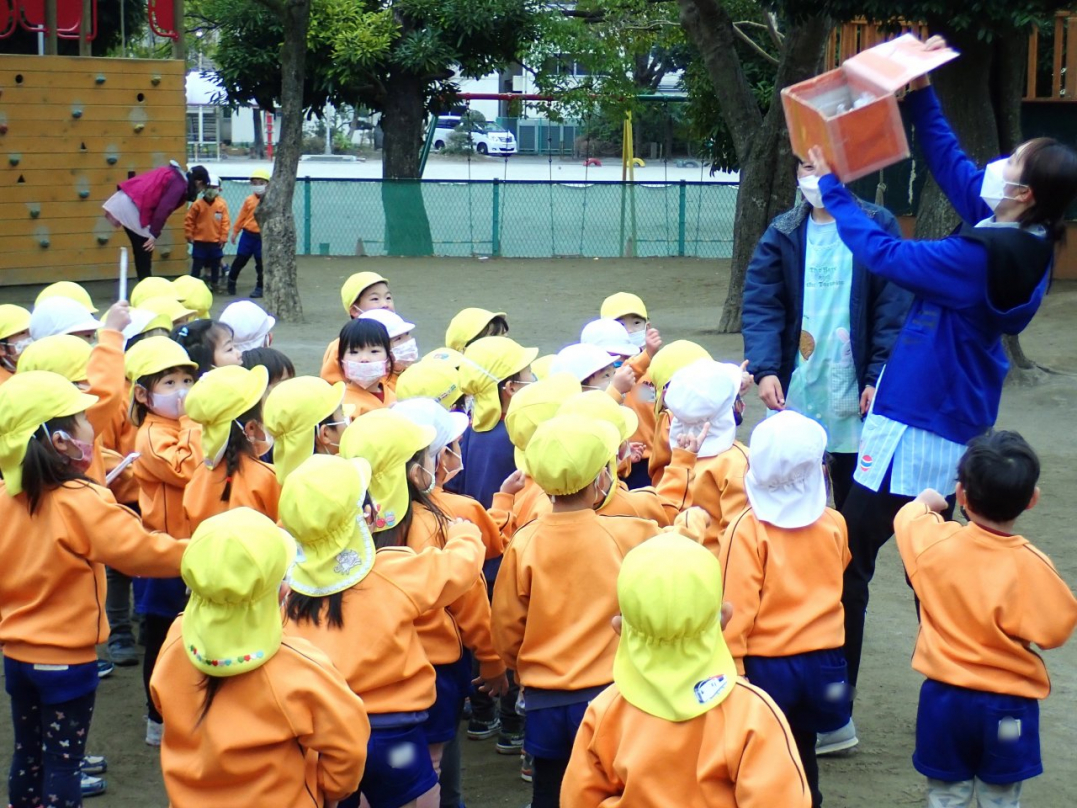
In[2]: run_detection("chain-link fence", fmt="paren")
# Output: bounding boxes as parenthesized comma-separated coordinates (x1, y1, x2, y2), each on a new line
(218, 178, 738, 259)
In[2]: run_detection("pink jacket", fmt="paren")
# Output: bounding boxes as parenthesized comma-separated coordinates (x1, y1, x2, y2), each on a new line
(119, 164, 189, 237)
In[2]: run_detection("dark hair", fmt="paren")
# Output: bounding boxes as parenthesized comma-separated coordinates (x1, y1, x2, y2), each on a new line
(1017, 138, 1077, 241)
(197, 676, 226, 724)
(337, 318, 395, 376)
(957, 431, 1040, 523)
(131, 365, 196, 426)
(218, 400, 263, 503)
(187, 165, 210, 202)
(20, 415, 90, 514)
(123, 328, 164, 351)
(498, 369, 525, 392)
(172, 319, 233, 378)
(468, 316, 509, 347)
(374, 448, 450, 549)
(241, 347, 295, 385)
(284, 591, 345, 630)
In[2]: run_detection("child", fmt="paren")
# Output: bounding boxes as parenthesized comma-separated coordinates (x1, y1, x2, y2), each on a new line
(130, 276, 178, 309)
(335, 317, 397, 416)
(0, 371, 188, 808)
(242, 346, 295, 394)
(151, 507, 369, 807)
(281, 454, 485, 808)
(550, 342, 636, 400)
(396, 358, 464, 412)
(896, 432, 1077, 808)
(721, 411, 853, 808)
(228, 168, 269, 297)
(0, 304, 32, 386)
(445, 307, 509, 353)
(29, 296, 102, 342)
(561, 533, 811, 808)
(646, 340, 712, 486)
(122, 308, 172, 349)
(361, 308, 420, 376)
(125, 336, 202, 746)
(171, 319, 243, 376)
(184, 174, 231, 291)
(171, 275, 214, 320)
(263, 376, 350, 483)
(182, 365, 280, 533)
(491, 414, 703, 808)
(221, 300, 276, 353)
(142, 295, 197, 328)
(319, 272, 394, 384)
(35, 280, 98, 314)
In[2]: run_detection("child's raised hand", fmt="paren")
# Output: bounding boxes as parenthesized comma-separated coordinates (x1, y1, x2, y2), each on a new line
(629, 442, 646, 463)
(644, 327, 662, 358)
(102, 301, 132, 333)
(915, 488, 949, 513)
(738, 359, 754, 394)
(499, 469, 527, 495)
(611, 364, 637, 395)
(676, 422, 710, 454)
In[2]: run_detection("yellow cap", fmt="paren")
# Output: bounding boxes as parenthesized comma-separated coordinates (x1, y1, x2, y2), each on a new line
(35, 281, 98, 314)
(280, 454, 376, 597)
(141, 295, 196, 325)
(185, 366, 269, 468)
(124, 336, 197, 383)
(0, 304, 32, 341)
(172, 276, 214, 320)
(340, 272, 388, 315)
(16, 335, 92, 382)
(558, 390, 638, 445)
(251, 168, 272, 182)
(505, 373, 581, 470)
(649, 340, 712, 414)
(263, 376, 346, 485)
(339, 409, 436, 533)
(181, 508, 296, 678)
(530, 354, 556, 380)
(0, 371, 98, 496)
(524, 414, 620, 497)
(615, 534, 736, 721)
(460, 337, 539, 433)
(600, 292, 647, 322)
(445, 308, 508, 353)
(130, 277, 178, 309)
(396, 359, 462, 410)
(423, 347, 465, 367)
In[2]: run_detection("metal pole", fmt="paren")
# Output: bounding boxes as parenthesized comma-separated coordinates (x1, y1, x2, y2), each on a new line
(44, 0, 58, 55)
(678, 180, 687, 257)
(171, 0, 185, 61)
(492, 178, 501, 256)
(78, 0, 91, 55)
(303, 178, 312, 255)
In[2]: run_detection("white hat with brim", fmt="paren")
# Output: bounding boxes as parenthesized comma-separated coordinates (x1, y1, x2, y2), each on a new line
(550, 343, 616, 384)
(580, 318, 640, 358)
(29, 297, 102, 341)
(745, 410, 828, 529)
(392, 397, 470, 457)
(359, 309, 415, 339)
(665, 360, 741, 459)
(220, 301, 277, 353)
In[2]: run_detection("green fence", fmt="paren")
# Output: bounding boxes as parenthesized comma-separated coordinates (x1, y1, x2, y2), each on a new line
(218, 178, 738, 259)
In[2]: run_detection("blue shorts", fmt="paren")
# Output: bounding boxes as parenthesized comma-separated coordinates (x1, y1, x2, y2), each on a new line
(349, 723, 438, 808)
(236, 230, 262, 259)
(4, 656, 98, 704)
(422, 654, 471, 743)
(914, 679, 1041, 785)
(524, 700, 590, 760)
(191, 240, 223, 260)
(743, 648, 852, 734)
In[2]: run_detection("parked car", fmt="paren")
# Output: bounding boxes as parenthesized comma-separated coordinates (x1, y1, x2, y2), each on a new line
(433, 116, 517, 155)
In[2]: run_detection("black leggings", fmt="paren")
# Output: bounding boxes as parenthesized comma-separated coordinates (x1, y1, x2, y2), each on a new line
(826, 452, 858, 512)
(124, 228, 154, 280)
(228, 254, 264, 289)
(8, 687, 95, 808)
(142, 614, 174, 724)
(531, 756, 570, 808)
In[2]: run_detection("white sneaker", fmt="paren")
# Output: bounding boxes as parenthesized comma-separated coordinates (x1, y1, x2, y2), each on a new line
(816, 718, 858, 756)
(145, 718, 163, 747)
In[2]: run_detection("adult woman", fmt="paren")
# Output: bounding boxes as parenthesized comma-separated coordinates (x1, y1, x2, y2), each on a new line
(806, 35, 1077, 739)
(103, 162, 209, 280)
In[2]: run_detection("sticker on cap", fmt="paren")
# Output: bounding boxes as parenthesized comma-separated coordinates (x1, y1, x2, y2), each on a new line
(693, 674, 731, 705)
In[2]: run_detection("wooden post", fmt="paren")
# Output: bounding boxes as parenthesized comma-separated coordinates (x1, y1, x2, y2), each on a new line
(78, 0, 92, 56)
(171, 0, 185, 61)
(1026, 25, 1039, 100)
(44, 0, 58, 55)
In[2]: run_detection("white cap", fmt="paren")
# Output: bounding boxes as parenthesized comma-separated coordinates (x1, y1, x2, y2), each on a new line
(208, 174, 222, 187)
(122, 308, 163, 343)
(665, 359, 741, 459)
(580, 318, 640, 357)
(745, 410, 828, 529)
(30, 297, 103, 340)
(550, 343, 616, 383)
(359, 308, 415, 339)
(392, 397, 470, 457)
(220, 301, 276, 353)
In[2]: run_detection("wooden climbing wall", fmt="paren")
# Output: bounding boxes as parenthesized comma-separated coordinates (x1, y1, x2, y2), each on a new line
(0, 55, 187, 286)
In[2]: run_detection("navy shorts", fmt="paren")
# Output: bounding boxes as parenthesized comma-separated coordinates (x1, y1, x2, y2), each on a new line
(914, 679, 1042, 785)
(191, 240, 223, 260)
(524, 700, 590, 760)
(4, 656, 98, 704)
(743, 648, 852, 734)
(347, 723, 438, 808)
(236, 230, 262, 259)
(422, 655, 471, 743)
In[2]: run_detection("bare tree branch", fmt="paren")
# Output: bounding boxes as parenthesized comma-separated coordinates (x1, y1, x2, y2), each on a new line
(766, 12, 784, 48)
(732, 23, 780, 65)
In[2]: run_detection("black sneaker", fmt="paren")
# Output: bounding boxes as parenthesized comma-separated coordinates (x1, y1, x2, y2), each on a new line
(496, 728, 525, 755)
(227, 283, 237, 296)
(250, 286, 264, 298)
(108, 636, 139, 667)
(466, 715, 500, 740)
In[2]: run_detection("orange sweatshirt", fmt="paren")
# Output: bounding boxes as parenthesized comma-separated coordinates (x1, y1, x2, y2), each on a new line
(284, 526, 484, 714)
(895, 503, 1077, 700)
(134, 413, 203, 536)
(342, 380, 395, 417)
(182, 455, 281, 535)
(0, 481, 186, 665)
(624, 353, 657, 461)
(562, 681, 811, 808)
(184, 195, 231, 243)
(492, 509, 699, 691)
(660, 444, 749, 555)
(647, 411, 672, 486)
(320, 338, 344, 385)
(231, 193, 262, 237)
(83, 329, 126, 486)
(406, 506, 505, 680)
(152, 619, 369, 808)
(721, 508, 850, 672)
(99, 379, 140, 505)
(433, 487, 505, 560)
(0, 364, 12, 388)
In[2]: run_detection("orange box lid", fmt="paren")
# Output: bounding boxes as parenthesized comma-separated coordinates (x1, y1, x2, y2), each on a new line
(843, 33, 959, 93)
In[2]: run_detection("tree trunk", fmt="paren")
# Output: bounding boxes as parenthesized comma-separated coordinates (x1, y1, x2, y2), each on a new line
(253, 0, 310, 322)
(252, 108, 265, 159)
(380, 69, 433, 255)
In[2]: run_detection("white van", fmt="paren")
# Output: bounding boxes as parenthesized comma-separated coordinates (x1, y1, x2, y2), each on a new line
(433, 116, 517, 155)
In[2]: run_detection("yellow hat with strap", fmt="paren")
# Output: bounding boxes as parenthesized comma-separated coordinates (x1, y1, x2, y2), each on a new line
(460, 336, 538, 433)
(181, 507, 296, 678)
(172, 276, 214, 320)
(141, 295, 196, 325)
(35, 281, 98, 314)
(0, 304, 31, 341)
(649, 340, 712, 415)
(505, 373, 581, 470)
(124, 336, 197, 384)
(530, 354, 556, 380)
(339, 409, 435, 533)
(600, 292, 648, 321)
(396, 359, 461, 411)
(280, 454, 376, 597)
(16, 335, 93, 382)
(185, 366, 269, 469)
(558, 389, 638, 445)
(130, 277, 178, 309)
(445, 308, 507, 353)
(0, 371, 98, 496)
(340, 271, 388, 315)
(262, 376, 346, 485)
(524, 414, 619, 497)
(251, 167, 272, 182)
(615, 533, 737, 721)
(423, 346, 465, 367)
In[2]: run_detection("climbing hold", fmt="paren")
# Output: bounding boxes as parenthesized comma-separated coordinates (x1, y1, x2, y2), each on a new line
(151, 75, 161, 86)
(8, 154, 19, 166)
(160, 250, 172, 259)
(0, 124, 7, 135)
(16, 175, 25, 184)
(97, 235, 109, 245)
(78, 189, 90, 199)
(95, 75, 106, 85)
(28, 206, 40, 219)
(14, 74, 23, 84)
(80, 142, 87, 152)
(106, 155, 118, 165)
(72, 108, 83, 119)
(137, 92, 145, 102)
(133, 123, 145, 133)
(39, 238, 50, 249)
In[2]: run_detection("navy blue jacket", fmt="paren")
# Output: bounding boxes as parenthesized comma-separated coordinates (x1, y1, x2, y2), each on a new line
(742, 199, 912, 397)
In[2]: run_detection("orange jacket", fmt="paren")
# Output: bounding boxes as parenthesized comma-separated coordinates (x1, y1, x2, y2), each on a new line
(182, 455, 281, 535)
(492, 509, 699, 691)
(134, 413, 203, 536)
(231, 194, 262, 237)
(660, 444, 749, 555)
(0, 364, 12, 388)
(624, 353, 657, 461)
(406, 506, 505, 680)
(721, 507, 850, 671)
(184, 195, 230, 243)
(0, 481, 186, 665)
(562, 681, 811, 808)
(433, 488, 505, 561)
(342, 380, 395, 417)
(83, 329, 126, 486)
(320, 339, 344, 385)
(647, 411, 672, 485)
(152, 619, 369, 808)
(895, 503, 1077, 699)
(284, 525, 484, 714)
(99, 379, 140, 505)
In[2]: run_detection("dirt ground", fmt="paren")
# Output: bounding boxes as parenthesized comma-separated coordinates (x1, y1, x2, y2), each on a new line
(2, 256, 1076, 807)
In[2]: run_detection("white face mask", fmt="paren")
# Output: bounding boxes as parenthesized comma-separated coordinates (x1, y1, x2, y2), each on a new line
(416, 463, 436, 496)
(344, 359, 387, 389)
(441, 447, 464, 484)
(391, 338, 420, 366)
(149, 388, 188, 420)
(627, 330, 647, 349)
(798, 175, 824, 209)
(12, 337, 32, 357)
(252, 185, 267, 197)
(239, 420, 275, 457)
(979, 158, 1026, 212)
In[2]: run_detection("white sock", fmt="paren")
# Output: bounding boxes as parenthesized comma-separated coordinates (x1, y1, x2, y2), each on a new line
(927, 778, 974, 808)
(974, 779, 1022, 808)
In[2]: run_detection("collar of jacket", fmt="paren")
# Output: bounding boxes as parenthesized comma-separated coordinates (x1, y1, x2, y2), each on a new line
(772, 198, 881, 235)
